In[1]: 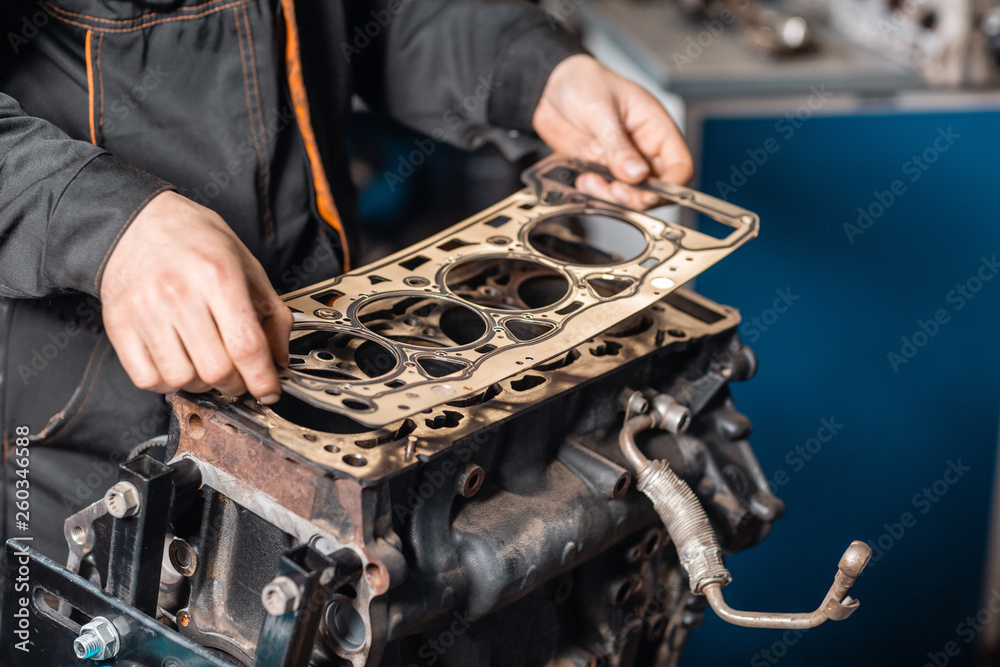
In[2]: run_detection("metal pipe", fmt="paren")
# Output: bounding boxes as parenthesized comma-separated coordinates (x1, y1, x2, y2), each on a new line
(702, 540, 872, 629)
(619, 408, 730, 593)
(618, 391, 872, 630)
(618, 414, 653, 474)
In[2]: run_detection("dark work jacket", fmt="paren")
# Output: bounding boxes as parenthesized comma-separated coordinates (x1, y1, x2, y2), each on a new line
(0, 0, 582, 557)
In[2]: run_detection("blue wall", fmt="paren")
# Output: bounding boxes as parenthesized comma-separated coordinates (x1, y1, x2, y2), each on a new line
(684, 109, 1000, 666)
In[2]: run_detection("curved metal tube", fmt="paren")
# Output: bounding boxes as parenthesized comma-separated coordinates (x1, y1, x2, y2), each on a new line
(702, 540, 872, 629)
(618, 414, 654, 474)
(619, 411, 730, 593)
(618, 393, 872, 629)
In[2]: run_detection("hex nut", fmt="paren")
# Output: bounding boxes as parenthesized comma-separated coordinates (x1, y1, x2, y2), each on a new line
(261, 576, 301, 616)
(74, 616, 121, 660)
(104, 482, 141, 519)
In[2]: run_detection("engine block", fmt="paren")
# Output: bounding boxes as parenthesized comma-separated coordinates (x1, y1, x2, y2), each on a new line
(0, 158, 869, 667)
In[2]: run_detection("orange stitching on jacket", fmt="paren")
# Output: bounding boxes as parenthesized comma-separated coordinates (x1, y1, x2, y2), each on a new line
(34, 338, 105, 439)
(279, 0, 351, 270)
(97, 32, 105, 145)
(43, 0, 238, 25)
(0, 283, 30, 296)
(46, 341, 112, 440)
(86, 30, 96, 145)
(94, 185, 172, 295)
(45, 1, 248, 33)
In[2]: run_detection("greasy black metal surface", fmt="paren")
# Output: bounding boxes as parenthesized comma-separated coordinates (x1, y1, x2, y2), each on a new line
(106, 455, 174, 616)
(373, 330, 779, 666)
(255, 546, 337, 667)
(0, 540, 229, 666)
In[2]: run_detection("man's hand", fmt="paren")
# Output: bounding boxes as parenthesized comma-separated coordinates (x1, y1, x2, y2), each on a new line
(532, 54, 694, 209)
(100, 191, 293, 404)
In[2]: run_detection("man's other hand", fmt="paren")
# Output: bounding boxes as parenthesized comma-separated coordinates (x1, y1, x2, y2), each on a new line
(100, 191, 293, 404)
(532, 54, 694, 209)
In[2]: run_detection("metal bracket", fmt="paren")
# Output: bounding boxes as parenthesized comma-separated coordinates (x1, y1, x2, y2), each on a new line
(0, 540, 230, 666)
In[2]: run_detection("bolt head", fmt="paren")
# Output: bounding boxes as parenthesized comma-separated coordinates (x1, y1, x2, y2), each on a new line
(310, 535, 335, 556)
(104, 482, 140, 519)
(75, 616, 120, 660)
(262, 576, 301, 615)
(629, 394, 649, 415)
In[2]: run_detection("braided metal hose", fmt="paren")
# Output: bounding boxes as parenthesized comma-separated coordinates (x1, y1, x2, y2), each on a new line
(619, 394, 872, 629)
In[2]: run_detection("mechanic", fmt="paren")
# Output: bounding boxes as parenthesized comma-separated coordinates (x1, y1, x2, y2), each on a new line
(0, 0, 693, 560)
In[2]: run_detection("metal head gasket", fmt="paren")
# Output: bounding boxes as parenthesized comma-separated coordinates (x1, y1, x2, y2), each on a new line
(278, 157, 758, 429)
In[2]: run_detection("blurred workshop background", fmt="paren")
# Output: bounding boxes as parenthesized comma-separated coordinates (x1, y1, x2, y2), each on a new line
(346, 1, 1000, 665)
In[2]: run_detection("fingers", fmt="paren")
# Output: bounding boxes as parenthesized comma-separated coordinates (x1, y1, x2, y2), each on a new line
(105, 317, 165, 393)
(577, 172, 661, 210)
(650, 126, 694, 186)
(173, 301, 247, 397)
(130, 317, 210, 395)
(624, 92, 695, 186)
(207, 271, 283, 404)
(246, 264, 293, 370)
(603, 122, 651, 185)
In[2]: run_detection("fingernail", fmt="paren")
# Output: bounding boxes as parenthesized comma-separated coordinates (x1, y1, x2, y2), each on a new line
(623, 159, 649, 181)
(259, 393, 281, 405)
(611, 182, 631, 204)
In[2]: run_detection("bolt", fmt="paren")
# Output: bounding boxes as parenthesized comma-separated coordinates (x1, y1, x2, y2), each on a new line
(74, 634, 101, 659)
(104, 482, 140, 519)
(310, 535, 335, 556)
(320, 568, 336, 586)
(261, 576, 301, 616)
(628, 393, 648, 416)
(73, 616, 121, 660)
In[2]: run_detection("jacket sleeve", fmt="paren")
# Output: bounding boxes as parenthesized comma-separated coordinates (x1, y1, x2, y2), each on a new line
(0, 92, 174, 299)
(347, 0, 585, 148)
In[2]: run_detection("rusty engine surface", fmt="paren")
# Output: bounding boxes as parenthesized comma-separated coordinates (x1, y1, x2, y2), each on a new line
(2, 158, 870, 667)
